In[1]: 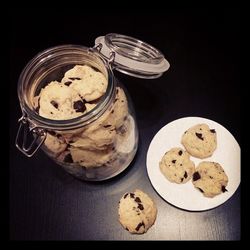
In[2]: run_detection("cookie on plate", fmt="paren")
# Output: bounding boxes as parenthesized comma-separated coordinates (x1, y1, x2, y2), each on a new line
(192, 161, 228, 198)
(118, 189, 157, 234)
(159, 147, 195, 184)
(181, 123, 217, 159)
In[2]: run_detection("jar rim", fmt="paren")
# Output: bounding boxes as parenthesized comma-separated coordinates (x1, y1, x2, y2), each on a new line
(17, 44, 115, 130)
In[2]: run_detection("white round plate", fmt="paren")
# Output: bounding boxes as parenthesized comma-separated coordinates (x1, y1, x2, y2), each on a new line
(146, 117, 241, 211)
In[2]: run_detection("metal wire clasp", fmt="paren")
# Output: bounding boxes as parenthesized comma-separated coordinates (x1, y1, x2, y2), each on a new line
(15, 114, 47, 157)
(89, 43, 116, 65)
(92, 43, 103, 52)
(107, 51, 115, 64)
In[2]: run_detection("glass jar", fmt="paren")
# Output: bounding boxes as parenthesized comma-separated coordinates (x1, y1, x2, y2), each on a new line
(16, 33, 169, 181)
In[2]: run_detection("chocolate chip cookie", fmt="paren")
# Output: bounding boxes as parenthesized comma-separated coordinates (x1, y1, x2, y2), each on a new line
(118, 189, 157, 234)
(181, 124, 217, 159)
(159, 147, 195, 184)
(61, 65, 107, 102)
(192, 161, 228, 198)
(38, 81, 86, 120)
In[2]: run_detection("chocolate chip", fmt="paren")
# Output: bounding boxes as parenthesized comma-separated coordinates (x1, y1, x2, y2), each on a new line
(111, 110, 114, 114)
(117, 125, 127, 135)
(172, 160, 176, 164)
(50, 100, 58, 109)
(222, 186, 228, 192)
(124, 193, 128, 199)
(178, 150, 183, 156)
(130, 193, 135, 198)
(103, 125, 112, 128)
(48, 130, 56, 136)
(135, 222, 145, 231)
(195, 132, 204, 140)
(35, 98, 40, 113)
(210, 129, 216, 133)
(73, 100, 86, 112)
(184, 171, 188, 178)
(135, 197, 141, 203)
(64, 81, 72, 86)
(114, 98, 118, 103)
(180, 164, 183, 166)
(69, 77, 81, 80)
(209, 176, 213, 179)
(125, 227, 129, 231)
(56, 134, 63, 139)
(193, 172, 201, 181)
(64, 153, 73, 163)
(138, 203, 144, 210)
(198, 188, 204, 193)
(181, 178, 184, 182)
(184, 131, 187, 134)
(116, 88, 119, 95)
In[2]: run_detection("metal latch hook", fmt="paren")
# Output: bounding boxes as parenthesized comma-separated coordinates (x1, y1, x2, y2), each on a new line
(15, 115, 47, 157)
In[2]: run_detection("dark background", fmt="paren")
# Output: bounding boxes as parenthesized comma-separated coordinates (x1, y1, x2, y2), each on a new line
(10, 8, 240, 240)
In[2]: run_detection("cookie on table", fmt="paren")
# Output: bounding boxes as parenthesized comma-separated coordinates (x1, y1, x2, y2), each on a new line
(118, 189, 157, 234)
(192, 161, 228, 198)
(159, 147, 195, 184)
(181, 123, 217, 159)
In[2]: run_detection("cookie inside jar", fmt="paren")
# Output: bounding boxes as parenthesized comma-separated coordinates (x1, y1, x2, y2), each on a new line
(25, 45, 138, 180)
(18, 33, 170, 180)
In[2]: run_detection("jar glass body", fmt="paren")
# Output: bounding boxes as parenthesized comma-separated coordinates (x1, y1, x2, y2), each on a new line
(17, 45, 139, 181)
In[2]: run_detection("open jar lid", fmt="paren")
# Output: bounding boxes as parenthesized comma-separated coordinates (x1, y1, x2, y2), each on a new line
(95, 33, 170, 79)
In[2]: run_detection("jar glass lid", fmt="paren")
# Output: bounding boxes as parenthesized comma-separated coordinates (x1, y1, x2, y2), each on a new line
(95, 33, 170, 79)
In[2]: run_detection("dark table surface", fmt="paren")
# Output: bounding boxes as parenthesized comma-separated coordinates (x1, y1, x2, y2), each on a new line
(10, 9, 240, 240)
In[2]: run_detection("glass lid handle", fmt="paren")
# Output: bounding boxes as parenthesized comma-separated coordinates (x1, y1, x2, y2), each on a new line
(95, 33, 170, 79)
